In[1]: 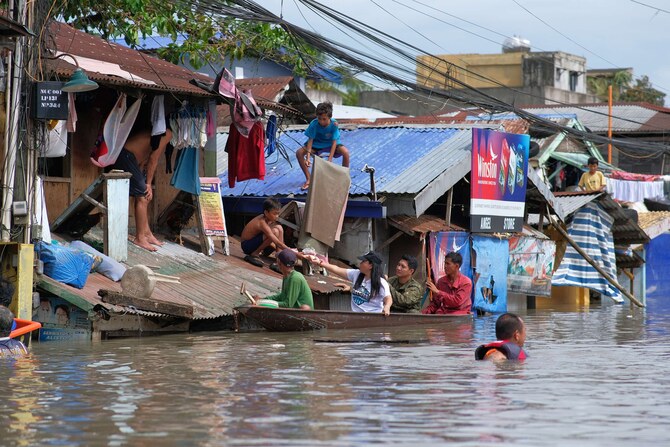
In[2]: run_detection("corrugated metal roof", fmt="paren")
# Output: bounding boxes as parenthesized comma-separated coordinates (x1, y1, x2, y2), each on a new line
(551, 191, 649, 245)
(388, 215, 465, 235)
(637, 211, 670, 240)
(220, 126, 473, 198)
(38, 236, 346, 321)
(49, 21, 213, 96)
(522, 103, 670, 133)
(553, 191, 603, 216)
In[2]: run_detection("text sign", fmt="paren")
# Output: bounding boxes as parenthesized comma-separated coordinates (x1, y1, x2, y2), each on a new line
(33, 81, 68, 119)
(470, 128, 529, 233)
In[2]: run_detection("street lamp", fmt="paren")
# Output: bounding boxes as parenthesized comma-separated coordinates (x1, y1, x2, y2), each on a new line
(51, 53, 99, 92)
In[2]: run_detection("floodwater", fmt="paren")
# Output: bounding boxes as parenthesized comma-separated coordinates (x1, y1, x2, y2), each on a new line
(1, 305, 670, 446)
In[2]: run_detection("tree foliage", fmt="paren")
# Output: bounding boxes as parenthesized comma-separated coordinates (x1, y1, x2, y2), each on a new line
(587, 70, 665, 106)
(56, 0, 321, 75)
(620, 75, 666, 106)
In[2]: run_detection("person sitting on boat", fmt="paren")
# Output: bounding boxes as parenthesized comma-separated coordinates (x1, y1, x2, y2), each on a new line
(253, 249, 314, 310)
(422, 251, 472, 315)
(475, 312, 527, 362)
(387, 255, 423, 313)
(240, 197, 289, 271)
(317, 251, 392, 316)
(578, 157, 606, 192)
(0, 305, 28, 358)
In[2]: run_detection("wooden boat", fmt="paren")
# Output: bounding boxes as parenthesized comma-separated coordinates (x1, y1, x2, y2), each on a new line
(235, 305, 471, 332)
(10, 318, 42, 338)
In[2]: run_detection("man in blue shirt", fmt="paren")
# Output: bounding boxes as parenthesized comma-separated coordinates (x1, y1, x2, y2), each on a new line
(296, 101, 350, 190)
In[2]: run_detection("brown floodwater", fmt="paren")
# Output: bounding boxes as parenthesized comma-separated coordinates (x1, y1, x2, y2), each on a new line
(1, 304, 668, 446)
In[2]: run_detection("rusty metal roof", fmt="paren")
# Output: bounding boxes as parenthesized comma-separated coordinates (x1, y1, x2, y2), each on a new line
(37, 236, 344, 320)
(48, 21, 213, 96)
(637, 211, 670, 240)
(388, 214, 465, 235)
(216, 76, 309, 127)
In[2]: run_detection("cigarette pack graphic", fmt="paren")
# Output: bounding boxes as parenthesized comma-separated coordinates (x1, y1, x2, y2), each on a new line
(507, 145, 517, 195)
(499, 138, 510, 195)
(516, 144, 525, 187)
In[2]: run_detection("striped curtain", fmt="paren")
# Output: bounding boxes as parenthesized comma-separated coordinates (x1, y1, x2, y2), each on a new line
(552, 202, 622, 302)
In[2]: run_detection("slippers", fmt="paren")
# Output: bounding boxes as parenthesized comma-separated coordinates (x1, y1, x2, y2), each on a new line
(269, 263, 281, 274)
(244, 255, 264, 268)
(300, 181, 310, 190)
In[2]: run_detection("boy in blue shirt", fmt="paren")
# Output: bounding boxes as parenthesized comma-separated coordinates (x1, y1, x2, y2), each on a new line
(296, 101, 350, 190)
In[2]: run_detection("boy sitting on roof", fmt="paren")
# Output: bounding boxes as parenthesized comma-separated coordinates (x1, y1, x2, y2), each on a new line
(296, 101, 350, 190)
(240, 198, 289, 269)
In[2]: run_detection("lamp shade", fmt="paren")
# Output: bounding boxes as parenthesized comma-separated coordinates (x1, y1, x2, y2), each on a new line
(62, 68, 98, 92)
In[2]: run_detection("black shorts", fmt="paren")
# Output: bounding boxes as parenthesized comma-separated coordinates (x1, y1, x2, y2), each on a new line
(112, 148, 147, 197)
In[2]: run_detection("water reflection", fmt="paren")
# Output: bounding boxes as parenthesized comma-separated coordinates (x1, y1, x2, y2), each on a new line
(0, 308, 669, 445)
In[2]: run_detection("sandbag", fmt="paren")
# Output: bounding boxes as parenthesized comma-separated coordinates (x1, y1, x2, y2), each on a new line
(36, 241, 94, 289)
(70, 240, 127, 281)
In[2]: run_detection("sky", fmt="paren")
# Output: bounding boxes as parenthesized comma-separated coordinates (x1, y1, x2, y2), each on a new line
(260, 0, 670, 105)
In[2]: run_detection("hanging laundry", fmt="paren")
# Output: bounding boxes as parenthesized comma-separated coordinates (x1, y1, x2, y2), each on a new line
(213, 68, 262, 137)
(266, 114, 277, 156)
(225, 120, 265, 188)
(206, 101, 217, 138)
(170, 146, 201, 195)
(42, 120, 67, 158)
(91, 93, 142, 167)
(151, 95, 166, 136)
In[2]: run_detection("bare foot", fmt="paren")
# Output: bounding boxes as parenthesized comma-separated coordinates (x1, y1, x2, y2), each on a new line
(301, 180, 310, 190)
(148, 235, 165, 246)
(132, 238, 157, 252)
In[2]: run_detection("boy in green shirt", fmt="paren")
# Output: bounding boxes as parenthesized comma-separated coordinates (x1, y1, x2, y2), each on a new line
(254, 249, 314, 309)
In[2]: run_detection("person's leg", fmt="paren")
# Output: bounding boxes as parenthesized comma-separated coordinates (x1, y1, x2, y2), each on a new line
(336, 145, 350, 168)
(251, 236, 273, 256)
(296, 146, 311, 189)
(270, 224, 284, 253)
(133, 196, 157, 252)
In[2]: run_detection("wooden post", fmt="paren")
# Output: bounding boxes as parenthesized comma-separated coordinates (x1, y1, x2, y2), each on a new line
(445, 188, 453, 227)
(103, 172, 132, 262)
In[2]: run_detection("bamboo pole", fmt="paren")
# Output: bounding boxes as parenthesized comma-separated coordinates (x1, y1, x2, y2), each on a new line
(549, 216, 644, 308)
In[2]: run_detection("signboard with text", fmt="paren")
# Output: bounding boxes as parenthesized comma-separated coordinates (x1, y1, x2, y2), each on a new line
(470, 128, 529, 233)
(197, 177, 230, 255)
(33, 81, 68, 119)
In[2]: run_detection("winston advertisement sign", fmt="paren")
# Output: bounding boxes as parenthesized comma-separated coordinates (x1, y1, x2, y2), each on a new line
(470, 128, 529, 232)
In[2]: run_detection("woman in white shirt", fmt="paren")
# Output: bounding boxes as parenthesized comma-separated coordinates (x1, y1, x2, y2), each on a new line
(317, 251, 392, 315)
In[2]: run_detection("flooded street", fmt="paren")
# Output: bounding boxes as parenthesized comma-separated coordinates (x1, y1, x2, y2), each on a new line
(2, 305, 669, 446)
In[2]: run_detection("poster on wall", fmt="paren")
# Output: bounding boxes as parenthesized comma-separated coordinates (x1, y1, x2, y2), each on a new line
(428, 232, 472, 281)
(427, 231, 472, 310)
(33, 296, 91, 341)
(472, 235, 509, 313)
(507, 236, 556, 297)
(470, 128, 530, 233)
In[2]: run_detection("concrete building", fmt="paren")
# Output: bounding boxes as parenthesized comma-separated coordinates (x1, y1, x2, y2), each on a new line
(361, 47, 600, 116)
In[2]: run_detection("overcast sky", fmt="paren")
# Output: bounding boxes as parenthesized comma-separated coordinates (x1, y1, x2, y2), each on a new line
(262, 0, 670, 104)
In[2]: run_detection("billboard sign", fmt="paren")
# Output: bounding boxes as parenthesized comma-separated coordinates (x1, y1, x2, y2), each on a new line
(470, 128, 530, 232)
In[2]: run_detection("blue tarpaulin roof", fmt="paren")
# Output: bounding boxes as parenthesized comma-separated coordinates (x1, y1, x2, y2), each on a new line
(219, 126, 474, 213)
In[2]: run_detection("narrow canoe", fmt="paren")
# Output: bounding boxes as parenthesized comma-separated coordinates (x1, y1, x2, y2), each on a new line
(235, 305, 471, 332)
(10, 319, 42, 338)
